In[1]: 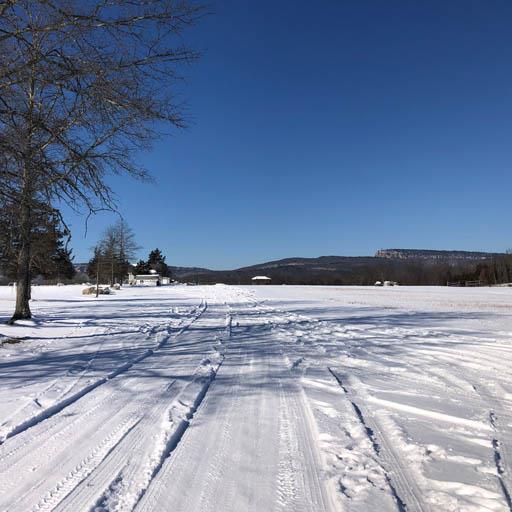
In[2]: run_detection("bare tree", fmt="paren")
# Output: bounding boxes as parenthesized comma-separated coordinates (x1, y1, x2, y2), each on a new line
(0, 1, 203, 323)
(101, 224, 118, 286)
(94, 219, 139, 286)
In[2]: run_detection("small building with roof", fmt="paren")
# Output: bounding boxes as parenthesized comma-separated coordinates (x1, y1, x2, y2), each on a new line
(128, 269, 170, 286)
(251, 276, 272, 285)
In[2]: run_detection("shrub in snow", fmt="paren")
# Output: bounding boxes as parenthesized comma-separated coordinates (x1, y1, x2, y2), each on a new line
(82, 286, 112, 295)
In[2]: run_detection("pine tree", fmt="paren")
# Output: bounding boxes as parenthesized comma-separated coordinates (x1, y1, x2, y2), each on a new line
(0, 205, 75, 283)
(147, 249, 171, 278)
(133, 260, 151, 275)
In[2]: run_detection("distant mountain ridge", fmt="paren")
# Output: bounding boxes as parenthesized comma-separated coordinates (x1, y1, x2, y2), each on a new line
(167, 249, 506, 285)
(74, 248, 507, 285)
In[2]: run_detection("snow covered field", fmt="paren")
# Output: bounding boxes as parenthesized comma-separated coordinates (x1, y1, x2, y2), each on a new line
(0, 284, 512, 511)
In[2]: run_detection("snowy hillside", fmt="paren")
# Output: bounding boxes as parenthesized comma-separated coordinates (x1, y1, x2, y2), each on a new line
(0, 284, 511, 511)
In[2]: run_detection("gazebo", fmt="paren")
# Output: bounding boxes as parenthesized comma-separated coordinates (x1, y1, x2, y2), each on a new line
(251, 276, 272, 285)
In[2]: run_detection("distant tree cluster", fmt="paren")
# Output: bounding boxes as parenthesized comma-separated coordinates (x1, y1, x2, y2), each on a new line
(448, 253, 512, 286)
(133, 249, 171, 278)
(87, 220, 139, 285)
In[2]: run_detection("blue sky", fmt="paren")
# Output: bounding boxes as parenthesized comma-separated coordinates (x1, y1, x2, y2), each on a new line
(66, 1, 512, 269)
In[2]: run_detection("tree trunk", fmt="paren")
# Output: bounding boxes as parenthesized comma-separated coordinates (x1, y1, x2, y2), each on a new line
(9, 202, 32, 323)
(96, 250, 100, 298)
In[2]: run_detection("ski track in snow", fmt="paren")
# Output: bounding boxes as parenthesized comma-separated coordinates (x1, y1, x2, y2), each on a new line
(0, 301, 205, 445)
(1, 284, 512, 511)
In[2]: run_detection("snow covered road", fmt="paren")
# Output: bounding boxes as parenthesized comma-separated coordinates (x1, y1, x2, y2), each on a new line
(1, 284, 512, 511)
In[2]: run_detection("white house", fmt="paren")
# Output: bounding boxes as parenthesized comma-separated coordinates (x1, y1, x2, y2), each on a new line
(251, 276, 272, 285)
(128, 269, 170, 286)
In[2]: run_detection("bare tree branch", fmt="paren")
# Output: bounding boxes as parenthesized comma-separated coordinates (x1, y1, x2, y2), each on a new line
(0, 0, 203, 322)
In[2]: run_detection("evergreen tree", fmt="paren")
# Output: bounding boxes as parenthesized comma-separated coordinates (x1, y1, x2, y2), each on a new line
(133, 259, 151, 275)
(34, 233, 75, 282)
(147, 248, 171, 278)
(0, 205, 75, 283)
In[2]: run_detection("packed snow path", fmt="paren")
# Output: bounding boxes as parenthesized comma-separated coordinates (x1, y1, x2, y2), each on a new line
(0, 285, 512, 511)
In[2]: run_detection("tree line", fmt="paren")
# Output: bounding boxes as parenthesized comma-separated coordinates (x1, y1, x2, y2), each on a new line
(447, 254, 512, 286)
(186, 258, 512, 287)
(86, 219, 139, 286)
(86, 220, 171, 286)
(0, 209, 173, 288)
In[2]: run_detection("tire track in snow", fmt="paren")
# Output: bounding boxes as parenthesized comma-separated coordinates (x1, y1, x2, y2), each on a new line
(0, 300, 206, 445)
(0, 389, 142, 506)
(132, 362, 226, 511)
(233, 301, 333, 512)
(0, 301, 210, 510)
(191, 311, 240, 512)
(52, 380, 179, 512)
(52, 305, 228, 512)
(275, 380, 330, 512)
(131, 309, 230, 511)
(266, 304, 416, 510)
(272, 305, 510, 511)
(249, 289, 512, 511)
(0, 389, 116, 472)
(30, 416, 142, 512)
(329, 368, 431, 512)
(1, 399, 143, 512)
(1, 325, 109, 427)
(133, 302, 285, 512)
(276, 383, 300, 511)
(234, 304, 331, 512)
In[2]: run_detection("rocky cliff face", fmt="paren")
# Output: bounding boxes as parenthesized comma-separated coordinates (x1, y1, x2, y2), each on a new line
(375, 249, 503, 261)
